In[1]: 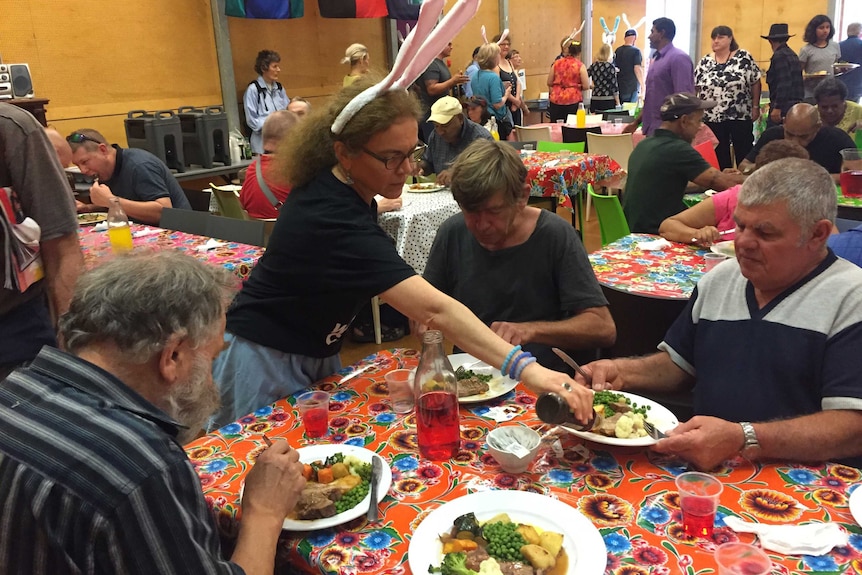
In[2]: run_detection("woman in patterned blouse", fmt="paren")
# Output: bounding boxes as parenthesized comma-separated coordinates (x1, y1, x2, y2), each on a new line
(587, 44, 620, 113)
(694, 25, 762, 170)
(547, 41, 589, 123)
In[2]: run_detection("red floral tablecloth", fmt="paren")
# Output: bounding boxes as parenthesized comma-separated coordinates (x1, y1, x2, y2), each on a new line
(185, 349, 862, 575)
(78, 223, 264, 279)
(589, 234, 708, 300)
(521, 152, 622, 211)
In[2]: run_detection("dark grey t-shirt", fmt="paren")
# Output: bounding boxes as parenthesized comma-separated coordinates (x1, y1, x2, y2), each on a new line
(105, 146, 191, 211)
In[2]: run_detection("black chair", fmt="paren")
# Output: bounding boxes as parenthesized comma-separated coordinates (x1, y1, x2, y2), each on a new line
(505, 140, 538, 150)
(159, 207, 209, 235)
(560, 126, 602, 152)
(602, 111, 636, 123)
(206, 214, 266, 246)
(182, 188, 213, 212)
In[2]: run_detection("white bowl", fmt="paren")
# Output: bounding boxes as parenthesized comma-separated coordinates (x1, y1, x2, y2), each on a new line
(486, 426, 541, 473)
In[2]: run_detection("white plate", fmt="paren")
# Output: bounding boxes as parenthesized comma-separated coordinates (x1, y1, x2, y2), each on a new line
(403, 183, 445, 193)
(243, 444, 392, 531)
(561, 391, 678, 447)
(449, 353, 519, 404)
(77, 213, 107, 226)
(409, 490, 606, 575)
(711, 240, 735, 258)
(850, 485, 862, 526)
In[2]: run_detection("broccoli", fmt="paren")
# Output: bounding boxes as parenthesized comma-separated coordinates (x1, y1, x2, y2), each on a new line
(428, 552, 478, 575)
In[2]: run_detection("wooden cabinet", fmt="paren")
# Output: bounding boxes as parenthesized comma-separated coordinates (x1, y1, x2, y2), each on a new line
(5, 98, 49, 126)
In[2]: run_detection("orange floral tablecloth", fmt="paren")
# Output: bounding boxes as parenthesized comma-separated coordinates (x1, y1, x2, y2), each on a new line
(78, 223, 264, 279)
(185, 349, 862, 575)
(521, 152, 622, 212)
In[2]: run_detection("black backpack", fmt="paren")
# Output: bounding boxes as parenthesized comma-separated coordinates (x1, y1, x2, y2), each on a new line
(248, 80, 284, 114)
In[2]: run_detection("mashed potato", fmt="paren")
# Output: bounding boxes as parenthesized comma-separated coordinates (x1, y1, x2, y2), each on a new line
(614, 413, 648, 439)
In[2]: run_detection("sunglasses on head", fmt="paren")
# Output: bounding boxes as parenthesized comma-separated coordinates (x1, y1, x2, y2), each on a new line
(66, 132, 102, 145)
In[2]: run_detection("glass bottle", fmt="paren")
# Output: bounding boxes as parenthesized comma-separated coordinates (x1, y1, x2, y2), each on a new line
(575, 102, 586, 128)
(535, 392, 595, 430)
(414, 330, 460, 460)
(106, 197, 133, 253)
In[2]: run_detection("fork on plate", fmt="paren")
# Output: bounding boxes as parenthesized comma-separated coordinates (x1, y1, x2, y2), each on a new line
(644, 420, 667, 440)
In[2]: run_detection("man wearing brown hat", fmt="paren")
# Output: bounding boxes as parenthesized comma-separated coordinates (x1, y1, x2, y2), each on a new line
(420, 96, 493, 186)
(623, 92, 744, 234)
(762, 23, 804, 127)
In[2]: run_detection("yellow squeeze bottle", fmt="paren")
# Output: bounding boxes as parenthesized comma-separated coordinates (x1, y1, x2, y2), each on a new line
(576, 102, 586, 128)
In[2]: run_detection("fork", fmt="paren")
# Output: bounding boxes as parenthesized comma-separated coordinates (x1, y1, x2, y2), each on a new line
(644, 421, 667, 440)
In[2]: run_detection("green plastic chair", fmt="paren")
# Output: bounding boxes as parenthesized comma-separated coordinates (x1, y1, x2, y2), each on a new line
(588, 184, 630, 246)
(536, 141, 586, 153)
(856, 129, 862, 150)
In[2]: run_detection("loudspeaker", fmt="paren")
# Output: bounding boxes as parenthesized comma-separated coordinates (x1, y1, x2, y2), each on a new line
(0, 65, 12, 100)
(10, 64, 33, 98)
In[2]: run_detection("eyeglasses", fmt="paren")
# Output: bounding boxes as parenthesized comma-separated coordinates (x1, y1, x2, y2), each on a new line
(362, 143, 426, 170)
(66, 132, 102, 145)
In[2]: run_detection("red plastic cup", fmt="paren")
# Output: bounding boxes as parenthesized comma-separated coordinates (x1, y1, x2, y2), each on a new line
(714, 542, 772, 575)
(296, 390, 330, 438)
(675, 471, 723, 538)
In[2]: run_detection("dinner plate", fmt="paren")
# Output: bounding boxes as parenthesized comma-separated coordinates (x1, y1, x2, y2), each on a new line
(449, 353, 518, 404)
(711, 240, 735, 258)
(560, 391, 678, 447)
(403, 183, 445, 193)
(409, 490, 606, 575)
(850, 486, 862, 526)
(243, 443, 392, 531)
(77, 213, 107, 225)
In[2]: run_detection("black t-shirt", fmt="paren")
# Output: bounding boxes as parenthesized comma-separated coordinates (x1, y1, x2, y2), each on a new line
(614, 45, 643, 95)
(746, 126, 855, 174)
(226, 171, 416, 357)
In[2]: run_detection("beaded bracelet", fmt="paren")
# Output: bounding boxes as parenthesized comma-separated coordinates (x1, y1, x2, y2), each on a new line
(507, 351, 532, 379)
(500, 345, 521, 375)
(512, 357, 537, 381)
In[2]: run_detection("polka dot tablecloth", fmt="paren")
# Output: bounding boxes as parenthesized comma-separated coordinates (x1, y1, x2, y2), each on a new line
(378, 190, 461, 275)
(589, 234, 709, 300)
(78, 223, 264, 279)
(185, 348, 862, 575)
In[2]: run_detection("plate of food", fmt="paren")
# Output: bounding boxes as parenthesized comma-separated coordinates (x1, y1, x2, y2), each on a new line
(243, 443, 392, 531)
(77, 213, 107, 225)
(711, 240, 735, 258)
(850, 486, 862, 526)
(409, 490, 606, 575)
(449, 353, 519, 404)
(560, 390, 678, 447)
(404, 182, 445, 193)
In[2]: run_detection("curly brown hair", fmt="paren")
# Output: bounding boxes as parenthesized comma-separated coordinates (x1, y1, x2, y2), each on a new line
(275, 77, 422, 189)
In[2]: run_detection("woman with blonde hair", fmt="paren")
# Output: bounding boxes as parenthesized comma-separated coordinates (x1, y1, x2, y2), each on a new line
(341, 43, 370, 86)
(587, 44, 619, 113)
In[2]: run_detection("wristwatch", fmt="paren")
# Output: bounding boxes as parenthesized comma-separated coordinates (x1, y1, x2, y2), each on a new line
(739, 421, 760, 457)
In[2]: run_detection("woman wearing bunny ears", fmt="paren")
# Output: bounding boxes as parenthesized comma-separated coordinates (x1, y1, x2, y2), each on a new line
(207, 0, 595, 431)
(547, 40, 590, 123)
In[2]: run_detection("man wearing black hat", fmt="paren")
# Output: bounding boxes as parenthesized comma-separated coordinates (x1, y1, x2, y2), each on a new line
(763, 23, 804, 126)
(614, 29, 644, 104)
(623, 93, 744, 234)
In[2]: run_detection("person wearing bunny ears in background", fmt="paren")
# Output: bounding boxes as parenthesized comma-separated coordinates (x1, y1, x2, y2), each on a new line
(615, 29, 644, 104)
(208, 0, 595, 431)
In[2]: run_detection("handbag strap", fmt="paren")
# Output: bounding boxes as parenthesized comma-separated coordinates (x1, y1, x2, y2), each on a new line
(254, 158, 282, 210)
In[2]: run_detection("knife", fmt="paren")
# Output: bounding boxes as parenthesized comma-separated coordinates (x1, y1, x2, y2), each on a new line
(338, 360, 382, 385)
(366, 456, 382, 522)
(551, 347, 592, 385)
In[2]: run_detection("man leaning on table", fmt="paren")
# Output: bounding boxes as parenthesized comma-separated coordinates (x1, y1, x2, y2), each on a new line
(421, 139, 616, 372)
(623, 92, 744, 234)
(68, 128, 191, 225)
(420, 96, 493, 187)
(0, 251, 306, 575)
(579, 158, 862, 471)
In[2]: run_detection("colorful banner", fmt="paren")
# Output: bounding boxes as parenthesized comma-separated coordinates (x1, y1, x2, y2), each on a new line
(225, 0, 304, 19)
(318, 0, 422, 19)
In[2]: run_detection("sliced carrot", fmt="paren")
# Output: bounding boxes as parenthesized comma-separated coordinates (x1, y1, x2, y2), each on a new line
(442, 539, 479, 554)
(302, 464, 314, 481)
(316, 467, 334, 484)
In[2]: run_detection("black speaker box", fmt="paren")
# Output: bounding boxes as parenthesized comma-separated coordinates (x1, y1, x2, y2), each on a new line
(10, 64, 33, 98)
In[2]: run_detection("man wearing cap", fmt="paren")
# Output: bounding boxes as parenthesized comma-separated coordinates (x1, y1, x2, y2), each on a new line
(623, 93, 744, 234)
(416, 43, 471, 142)
(420, 96, 493, 186)
(762, 23, 804, 127)
(624, 18, 694, 136)
(739, 103, 854, 178)
(614, 29, 645, 104)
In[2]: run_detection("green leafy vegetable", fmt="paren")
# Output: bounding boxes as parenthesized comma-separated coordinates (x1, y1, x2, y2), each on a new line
(457, 370, 492, 383)
(428, 552, 479, 575)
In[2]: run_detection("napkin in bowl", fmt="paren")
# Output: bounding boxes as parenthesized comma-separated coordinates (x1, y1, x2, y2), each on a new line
(723, 516, 848, 555)
(132, 227, 161, 238)
(93, 221, 108, 232)
(636, 238, 672, 251)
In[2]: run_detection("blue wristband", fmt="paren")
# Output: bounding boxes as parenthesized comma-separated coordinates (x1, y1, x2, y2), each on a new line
(513, 357, 537, 381)
(507, 351, 532, 379)
(500, 345, 521, 375)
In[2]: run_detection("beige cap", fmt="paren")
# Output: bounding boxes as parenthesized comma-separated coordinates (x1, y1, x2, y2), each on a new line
(428, 96, 463, 124)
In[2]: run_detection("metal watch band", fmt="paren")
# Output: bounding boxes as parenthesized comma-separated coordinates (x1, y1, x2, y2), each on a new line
(740, 421, 759, 452)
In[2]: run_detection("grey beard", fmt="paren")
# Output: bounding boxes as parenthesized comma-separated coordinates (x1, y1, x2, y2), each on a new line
(166, 353, 222, 445)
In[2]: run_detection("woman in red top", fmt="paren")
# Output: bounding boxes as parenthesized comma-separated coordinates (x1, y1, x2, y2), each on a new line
(547, 41, 589, 123)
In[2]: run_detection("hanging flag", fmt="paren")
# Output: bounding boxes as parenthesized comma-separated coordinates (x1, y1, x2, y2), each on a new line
(226, 0, 303, 19)
(319, 0, 422, 19)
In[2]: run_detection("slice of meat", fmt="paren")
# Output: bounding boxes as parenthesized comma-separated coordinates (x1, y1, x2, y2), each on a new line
(596, 412, 623, 437)
(465, 547, 491, 571)
(294, 491, 336, 519)
(499, 561, 534, 575)
(458, 377, 490, 397)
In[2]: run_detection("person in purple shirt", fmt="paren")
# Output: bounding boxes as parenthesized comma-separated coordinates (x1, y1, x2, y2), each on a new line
(624, 17, 694, 136)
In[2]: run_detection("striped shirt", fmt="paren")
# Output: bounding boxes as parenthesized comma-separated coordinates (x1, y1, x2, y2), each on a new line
(0, 347, 243, 575)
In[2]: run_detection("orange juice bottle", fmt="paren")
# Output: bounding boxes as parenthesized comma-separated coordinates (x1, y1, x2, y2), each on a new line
(107, 197, 133, 253)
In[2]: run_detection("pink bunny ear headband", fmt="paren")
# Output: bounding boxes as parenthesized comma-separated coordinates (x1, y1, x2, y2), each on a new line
(332, 0, 482, 135)
(480, 25, 508, 45)
(563, 21, 586, 45)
